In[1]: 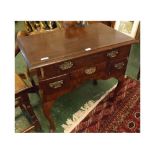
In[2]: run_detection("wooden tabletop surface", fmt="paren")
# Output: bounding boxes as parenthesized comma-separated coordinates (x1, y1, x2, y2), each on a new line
(17, 23, 136, 70)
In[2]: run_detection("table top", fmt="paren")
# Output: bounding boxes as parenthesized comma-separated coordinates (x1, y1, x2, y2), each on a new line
(17, 23, 136, 71)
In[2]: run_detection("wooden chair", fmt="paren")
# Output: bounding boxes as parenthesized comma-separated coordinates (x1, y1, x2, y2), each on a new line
(15, 73, 41, 133)
(15, 23, 59, 132)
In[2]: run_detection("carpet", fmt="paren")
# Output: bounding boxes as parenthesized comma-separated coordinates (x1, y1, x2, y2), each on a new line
(62, 77, 140, 133)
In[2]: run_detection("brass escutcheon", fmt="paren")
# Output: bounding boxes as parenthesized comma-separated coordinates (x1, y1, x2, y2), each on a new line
(107, 50, 119, 58)
(59, 61, 73, 70)
(49, 80, 64, 89)
(114, 62, 125, 69)
(84, 67, 96, 75)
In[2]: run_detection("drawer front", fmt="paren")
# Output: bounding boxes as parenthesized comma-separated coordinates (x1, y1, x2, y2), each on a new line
(106, 45, 131, 60)
(38, 52, 106, 79)
(108, 58, 128, 76)
(39, 74, 70, 94)
(38, 45, 131, 79)
(70, 62, 107, 79)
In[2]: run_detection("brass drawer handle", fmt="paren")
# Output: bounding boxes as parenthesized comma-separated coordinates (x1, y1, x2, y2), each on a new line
(49, 80, 64, 89)
(84, 67, 96, 75)
(114, 62, 125, 69)
(107, 50, 119, 58)
(59, 61, 73, 70)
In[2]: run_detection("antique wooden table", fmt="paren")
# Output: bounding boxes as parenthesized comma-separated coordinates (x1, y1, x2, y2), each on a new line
(17, 23, 136, 132)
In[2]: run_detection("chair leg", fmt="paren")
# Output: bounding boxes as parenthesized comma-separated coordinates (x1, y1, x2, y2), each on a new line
(21, 94, 41, 132)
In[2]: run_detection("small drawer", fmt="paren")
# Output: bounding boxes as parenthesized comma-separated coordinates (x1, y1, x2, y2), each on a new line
(106, 45, 131, 60)
(39, 74, 70, 94)
(70, 62, 107, 79)
(108, 59, 128, 76)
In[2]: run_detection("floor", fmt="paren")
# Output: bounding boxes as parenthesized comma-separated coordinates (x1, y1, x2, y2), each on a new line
(15, 22, 140, 132)
(71, 77, 140, 133)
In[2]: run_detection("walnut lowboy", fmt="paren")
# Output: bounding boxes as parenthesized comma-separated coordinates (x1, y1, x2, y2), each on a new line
(17, 23, 137, 132)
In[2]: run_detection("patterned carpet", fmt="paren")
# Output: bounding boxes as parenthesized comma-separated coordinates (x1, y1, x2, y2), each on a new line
(71, 77, 140, 133)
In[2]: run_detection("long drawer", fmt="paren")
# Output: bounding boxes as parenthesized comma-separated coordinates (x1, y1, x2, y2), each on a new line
(37, 45, 131, 79)
(39, 74, 70, 95)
